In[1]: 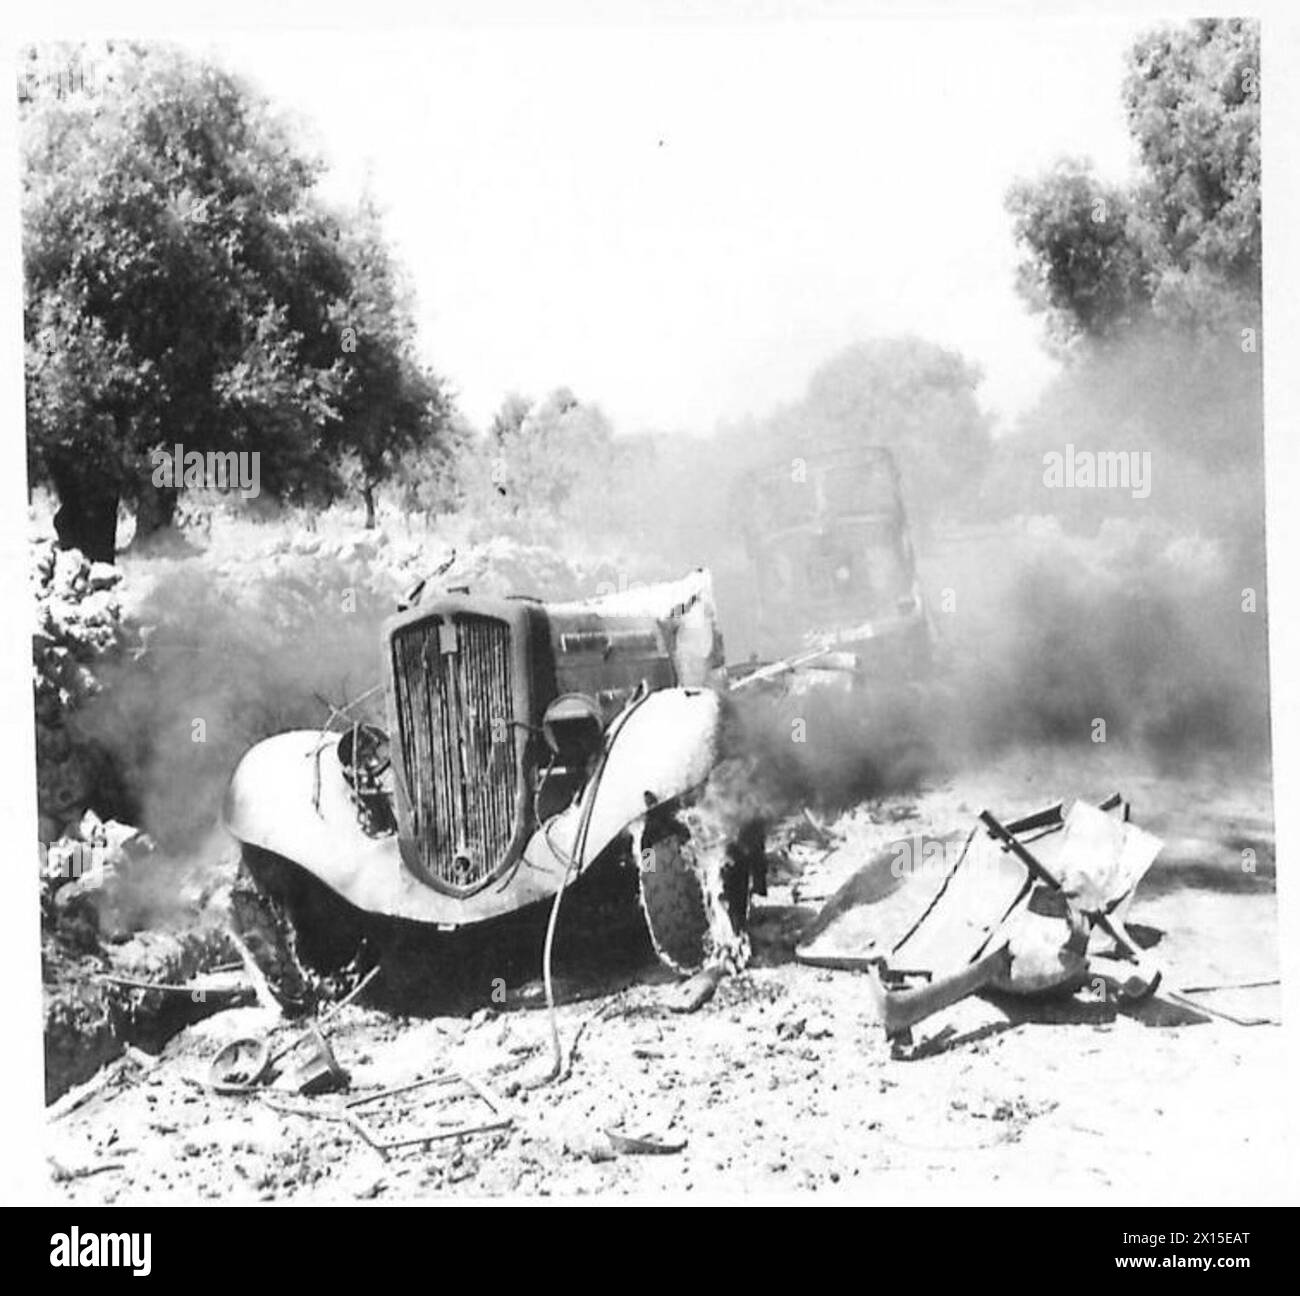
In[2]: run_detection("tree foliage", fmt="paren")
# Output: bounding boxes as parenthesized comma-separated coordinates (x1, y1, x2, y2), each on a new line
(743, 337, 992, 532)
(995, 20, 1263, 542)
(1123, 19, 1261, 323)
(1005, 161, 1150, 345)
(472, 388, 629, 537)
(329, 199, 453, 528)
(22, 42, 452, 558)
(1006, 18, 1260, 349)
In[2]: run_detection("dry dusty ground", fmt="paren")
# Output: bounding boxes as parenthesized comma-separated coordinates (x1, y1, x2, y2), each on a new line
(45, 743, 1290, 1203)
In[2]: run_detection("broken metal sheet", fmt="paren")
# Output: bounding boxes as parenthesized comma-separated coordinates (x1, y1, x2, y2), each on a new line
(288, 1024, 349, 1096)
(792, 843, 924, 971)
(795, 822, 1027, 975)
(796, 796, 1163, 1026)
(604, 1128, 687, 1155)
(888, 828, 1030, 976)
(1052, 800, 1163, 926)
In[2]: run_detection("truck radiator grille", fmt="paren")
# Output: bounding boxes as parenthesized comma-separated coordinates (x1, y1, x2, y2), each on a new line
(390, 614, 518, 893)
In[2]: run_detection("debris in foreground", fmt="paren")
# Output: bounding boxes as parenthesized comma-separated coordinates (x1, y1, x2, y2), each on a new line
(209, 1036, 272, 1093)
(604, 1128, 687, 1156)
(797, 793, 1167, 1043)
(343, 1070, 511, 1154)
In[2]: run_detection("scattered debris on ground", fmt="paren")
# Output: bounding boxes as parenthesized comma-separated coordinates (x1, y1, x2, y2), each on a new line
(41, 750, 1283, 1201)
(32, 531, 1282, 1200)
(797, 793, 1165, 1044)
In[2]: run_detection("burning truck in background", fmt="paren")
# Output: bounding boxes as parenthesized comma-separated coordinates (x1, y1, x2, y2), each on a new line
(732, 446, 933, 685)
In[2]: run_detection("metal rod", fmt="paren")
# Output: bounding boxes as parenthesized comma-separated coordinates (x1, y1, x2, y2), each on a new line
(1179, 978, 1280, 995)
(728, 646, 833, 690)
(1165, 990, 1277, 1028)
(978, 809, 1066, 892)
(345, 1073, 457, 1108)
(92, 973, 250, 995)
(317, 964, 383, 1027)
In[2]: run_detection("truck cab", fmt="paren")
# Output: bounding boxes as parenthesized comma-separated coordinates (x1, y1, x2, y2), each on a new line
(735, 445, 931, 680)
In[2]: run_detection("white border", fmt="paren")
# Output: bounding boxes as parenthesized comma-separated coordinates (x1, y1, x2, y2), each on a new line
(2, 0, 1295, 1208)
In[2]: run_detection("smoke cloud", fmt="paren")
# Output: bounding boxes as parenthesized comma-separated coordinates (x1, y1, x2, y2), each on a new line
(662, 326, 1270, 808)
(72, 549, 394, 859)
(68, 326, 1271, 870)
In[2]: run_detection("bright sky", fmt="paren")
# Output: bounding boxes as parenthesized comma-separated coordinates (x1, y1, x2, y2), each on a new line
(195, 17, 1145, 436)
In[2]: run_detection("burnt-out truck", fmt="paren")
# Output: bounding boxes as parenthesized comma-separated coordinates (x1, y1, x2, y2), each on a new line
(223, 569, 758, 1009)
(734, 445, 932, 683)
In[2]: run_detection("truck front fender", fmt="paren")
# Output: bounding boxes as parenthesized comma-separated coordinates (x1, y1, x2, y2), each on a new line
(526, 686, 724, 871)
(221, 687, 725, 926)
(222, 731, 570, 926)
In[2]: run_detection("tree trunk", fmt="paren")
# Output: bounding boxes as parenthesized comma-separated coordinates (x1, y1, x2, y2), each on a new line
(133, 484, 179, 543)
(50, 462, 119, 564)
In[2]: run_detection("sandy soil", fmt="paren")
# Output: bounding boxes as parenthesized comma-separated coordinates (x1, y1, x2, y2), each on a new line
(45, 743, 1290, 1203)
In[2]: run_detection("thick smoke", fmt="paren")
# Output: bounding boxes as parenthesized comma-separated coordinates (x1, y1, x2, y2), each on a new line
(927, 520, 1269, 767)
(70, 327, 1271, 867)
(944, 325, 1269, 766)
(66, 530, 601, 902)
(617, 326, 1271, 807)
(72, 548, 394, 859)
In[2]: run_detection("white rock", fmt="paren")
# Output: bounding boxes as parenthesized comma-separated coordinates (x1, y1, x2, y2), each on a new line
(87, 562, 122, 591)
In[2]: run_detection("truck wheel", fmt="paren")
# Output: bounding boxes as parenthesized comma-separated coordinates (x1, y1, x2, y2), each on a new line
(637, 807, 754, 976)
(638, 829, 711, 973)
(230, 844, 373, 1015)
